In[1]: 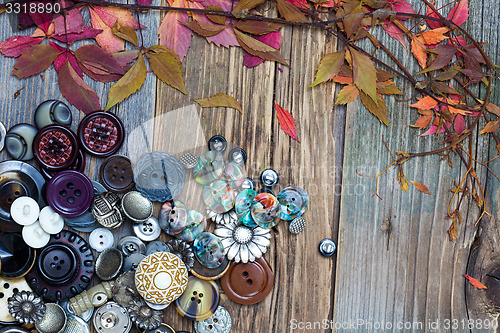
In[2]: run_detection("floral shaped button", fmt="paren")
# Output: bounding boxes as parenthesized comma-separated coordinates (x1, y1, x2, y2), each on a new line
(77, 111, 124, 157)
(159, 200, 189, 236)
(202, 180, 235, 214)
(193, 151, 224, 185)
(135, 252, 189, 305)
(250, 192, 281, 228)
(174, 276, 220, 321)
(277, 186, 309, 220)
(193, 232, 225, 269)
(234, 189, 257, 227)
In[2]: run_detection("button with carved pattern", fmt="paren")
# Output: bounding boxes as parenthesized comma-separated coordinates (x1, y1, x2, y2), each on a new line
(33, 125, 79, 172)
(78, 112, 124, 157)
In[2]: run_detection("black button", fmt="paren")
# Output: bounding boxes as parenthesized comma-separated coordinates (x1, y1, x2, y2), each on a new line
(208, 135, 227, 152)
(0, 233, 36, 278)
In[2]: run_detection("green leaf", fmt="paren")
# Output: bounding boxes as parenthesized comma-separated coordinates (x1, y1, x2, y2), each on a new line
(360, 91, 388, 125)
(350, 47, 378, 104)
(105, 55, 147, 110)
(232, 0, 265, 18)
(335, 84, 359, 104)
(194, 93, 242, 114)
(309, 49, 345, 87)
(433, 66, 460, 81)
(146, 45, 187, 94)
(12, 45, 61, 78)
(234, 29, 287, 65)
(235, 20, 283, 35)
(276, 0, 308, 23)
(112, 22, 138, 46)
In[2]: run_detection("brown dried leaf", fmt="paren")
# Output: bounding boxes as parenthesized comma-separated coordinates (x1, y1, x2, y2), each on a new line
(194, 93, 242, 114)
(182, 20, 226, 37)
(146, 45, 187, 94)
(310, 49, 345, 87)
(377, 80, 403, 95)
(12, 45, 61, 79)
(232, 0, 266, 18)
(235, 20, 283, 35)
(335, 84, 359, 104)
(206, 6, 226, 25)
(410, 180, 434, 195)
(479, 120, 500, 134)
(418, 45, 457, 74)
(433, 66, 460, 81)
(359, 92, 388, 125)
(485, 102, 500, 117)
(234, 29, 287, 65)
(342, 12, 364, 38)
(276, 0, 308, 23)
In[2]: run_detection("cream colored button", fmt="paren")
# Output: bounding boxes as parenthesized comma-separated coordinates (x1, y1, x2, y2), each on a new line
(11, 197, 39, 226)
(22, 221, 50, 248)
(0, 276, 33, 323)
(39, 206, 65, 234)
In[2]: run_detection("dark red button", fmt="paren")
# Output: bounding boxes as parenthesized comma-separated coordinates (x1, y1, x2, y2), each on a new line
(40, 148, 86, 180)
(100, 155, 134, 193)
(33, 125, 79, 172)
(46, 170, 94, 217)
(78, 111, 124, 157)
(220, 257, 274, 305)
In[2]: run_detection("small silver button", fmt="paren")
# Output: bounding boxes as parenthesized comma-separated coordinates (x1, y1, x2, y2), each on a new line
(179, 152, 198, 169)
(194, 306, 232, 333)
(133, 216, 161, 242)
(64, 314, 91, 333)
(0, 121, 6, 152)
(319, 238, 336, 257)
(289, 216, 306, 234)
(89, 228, 114, 252)
(93, 302, 131, 333)
(117, 236, 146, 257)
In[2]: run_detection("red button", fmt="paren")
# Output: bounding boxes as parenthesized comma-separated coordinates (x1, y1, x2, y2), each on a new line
(33, 125, 79, 172)
(78, 111, 124, 157)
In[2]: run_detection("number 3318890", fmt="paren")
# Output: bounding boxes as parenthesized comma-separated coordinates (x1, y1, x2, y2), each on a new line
(6, 2, 61, 14)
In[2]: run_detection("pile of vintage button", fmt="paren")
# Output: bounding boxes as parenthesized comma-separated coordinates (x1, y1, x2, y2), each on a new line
(0, 100, 312, 333)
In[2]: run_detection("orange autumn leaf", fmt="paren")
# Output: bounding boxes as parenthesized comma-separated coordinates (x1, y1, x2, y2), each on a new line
(410, 180, 434, 195)
(332, 75, 353, 84)
(417, 27, 449, 45)
(411, 37, 427, 68)
(479, 120, 500, 134)
(411, 115, 433, 129)
(464, 274, 487, 289)
(409, 96, 438, 110)
(447, 98, 471, 115)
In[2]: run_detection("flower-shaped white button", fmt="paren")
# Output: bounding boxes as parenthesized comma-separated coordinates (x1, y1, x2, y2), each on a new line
(39, 206, 65, 234)
(22, 221, 50, 248)
(11, 197, 39, 226)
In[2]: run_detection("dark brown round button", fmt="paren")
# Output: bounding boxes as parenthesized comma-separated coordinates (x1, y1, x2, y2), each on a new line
(78, 111, 124, 157)
(191, 256, 230, 281)
(33, 125, 79, 172)
(220, 257, 274, 305)
(100, 155, 134, 193)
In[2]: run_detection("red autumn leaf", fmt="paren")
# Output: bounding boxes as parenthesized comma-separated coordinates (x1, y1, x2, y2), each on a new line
(49, 42, 83, 79)
(53, 8, 85, 36)
(286, 0, 308, 9)
(411, 114, 433, 129)
(410, 181, 434, 195)
(332, 75, 353, 84)
(383, 22, 407, 49)
(12, 45, 61, 79)
(464, 274, 487, 289)
(90, 6, 142, 30)
(388, 0, 416, 16)
(89, 7, 125, 53)
(29, 9, 53, 33)
(454, 114, 466, 133)
(275, 101, 299, 142)
(447, 0, 469, 27)
(425, 2, 443, 29)
(58, 59, 101, 114)
(75, 44, 126, 82)
(243, 31, 282, 68)
(190, 1, 238, 47)
(0, 36, 43, 57)
(112, 50, 140, 68)
(52, 26, 103, 45)
(419, 44, 457, 73)
(158, 0, 193, 61)
(137, 0, 152, 5)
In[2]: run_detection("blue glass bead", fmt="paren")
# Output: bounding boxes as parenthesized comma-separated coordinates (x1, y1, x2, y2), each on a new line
(193, 151, 225, 185)
(277, 186, 309, 220)
(251, 193, 280, 229)
(234, 189, 257, 227)
(202, 180, 235, 214)
(193, 232, 225, 269)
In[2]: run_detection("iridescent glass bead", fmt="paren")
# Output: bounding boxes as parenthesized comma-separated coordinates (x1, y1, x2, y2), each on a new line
(277, 186, 309, 220)
(250, 193, 280, 228)
(193, 232, 225, 269)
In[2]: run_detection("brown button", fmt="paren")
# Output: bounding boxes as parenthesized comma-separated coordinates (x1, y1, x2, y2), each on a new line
(220, 257, 274, 305)
(33, 125, 79, 172)
(191, 256, 230, 281)
(100, 155, 134, 192)
(78, 111, 124, 157)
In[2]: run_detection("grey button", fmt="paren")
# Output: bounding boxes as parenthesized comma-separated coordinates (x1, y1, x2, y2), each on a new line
(240, 177, 256, 190)
(194, 306, 232, 333)
(63, 314, 91, 333)
(179, 152, 198, 169)
(89, 228, 114, 252)
(0, 121, 5, 152)
(144, 300, 169, 310)
(117, 236, 146, 257)
(260, 169, 279, 187)
(95, 248, 123, 281)
(60, 301, 94, 322)
(35, 303, 67, 333)
(289, 216, 306, 234)
(319, 238, 336, 257)
(122, 253, 146, 272)
(145, 240, 169, 256)
(121, 191, 153, 223)
(92, 192, 124, 229)
(208, 135, 227, 152)
(133, 216, 161, 242)
(91, 181, 107, 196)
(93, 302, 131, 333)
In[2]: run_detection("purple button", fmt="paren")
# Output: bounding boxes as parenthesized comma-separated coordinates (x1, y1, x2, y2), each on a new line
(46, 170, 94, 217)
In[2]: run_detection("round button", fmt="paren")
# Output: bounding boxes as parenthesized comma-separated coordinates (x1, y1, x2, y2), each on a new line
(289, 216, 306, 234)
(250, 192, 280, 229)
(92, 192, 123, 229)
(179, 152, 198, 169)
(22, 221, 50, 248)
(64, 314, 91, 333)
(277, 186, 309, 220)
(193, 232, 225, 269)
(174, 276, 220, 321)
(0, 276, 33, 323)
(89, 228, 114, 252)
(33, 125, 79, 172)
(122, 253, 145, 272)
(40, 149, 86, 180)
(159, 200, 189, 236)
(0, 233, 36, 278)
(78, 111, 124, 157)
(135, 252, 188, 305)
(35, 303, 67, 333)
(95, 248, 123, 281)
(133, 217, 161, 242)
(46, 171, 94, 217)
(117, 236, 146, 257)
(193, 151, 224, 185)
(319, 238, 336, 257)
(121, 191, 153, 223)
(39, 206, 65, 234)
(26, 230, 94, 302)
(10, 196, 40, 226)
(191, 256, 230, 281)
(145, 240, 169, 256)
(207, 135, 227, 152)
(93, 302, 131, 333)
(194, 306, 232, 333)
(260, 169, 279, 187)
(220, 257, 274, 305)
(5, 123, 37, 161)
(35, 100, 72, 129)
(240, 177, 256, 191)
(222, 161, 246, 189)
(100, 155, 134, 193)
(144, 323, 175, 333)
(202, 180, 235, 214)
(228, 147, 247, 165)
(234, 189, 258, 227)
(0, 121, 6, 152)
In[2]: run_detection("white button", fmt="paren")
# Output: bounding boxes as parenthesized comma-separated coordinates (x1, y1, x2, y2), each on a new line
(89, 228, 114, 252)
(22, 221, 50, 248)
(11, 197, 40, 226)
(133, 216, 161, 242)
(39, 206, 65, 234)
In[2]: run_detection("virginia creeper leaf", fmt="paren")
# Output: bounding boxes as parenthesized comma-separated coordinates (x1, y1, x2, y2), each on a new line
(194, 93, 242, 114)
(231, 0, 266, 18)
(106, 55, 147, 110)
(58, 60, 101, 114)
(382, 22, 407, 49)
(276, 0, 308, 23)
(234, 29, 287, 65)
(158, 0, 193, 61)
(418, 45, 457, 73)
(12, 45, 60, 79)
(479, 120, 500, 134)
(377, 80, 403, 95)
(89, 7, 125, 53)
(0, 36, 42, 57)
(350, 47, 378, 104)
(425, 2, 443, 29)
(137, 0, 153, 5)
(112, 22, 138, 46)
(146, 45, 187, 94)
(235, 20, 283, 35)
(52, 26, 103, 45)
(205, 6, 226, 25)
(416, 27, 449, 45)
(409, 96, 438, 110)
(90, 6, 142, 30)
(112, 50, 140, 67)
(50, 42, 82, 78)
(360, 92, 388, 125)
(335, 84, 359, 105)
(182, 21, 227, 37)
(275, 101, 299, 141)
(447, 0, 469, 27)
(485, 102, 500, 117)
(53, 8, 84, 36)
(411, 37, 427, 68)
(410, 181, 434, 195)
(454, 114, 466, 133)
(191, 1, 238, 47)
(342, 12, 364, 38)
(310, 49, 345, 87)
(75, 44, 126, 82)
(464, 274, 487, 290)
(243, 31, 282, 68)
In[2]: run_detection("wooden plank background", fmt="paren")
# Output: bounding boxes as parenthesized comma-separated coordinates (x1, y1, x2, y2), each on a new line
(0, 0, 500, 331)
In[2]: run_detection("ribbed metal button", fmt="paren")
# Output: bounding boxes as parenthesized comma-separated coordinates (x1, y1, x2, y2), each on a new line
(92, 192, 123, 229)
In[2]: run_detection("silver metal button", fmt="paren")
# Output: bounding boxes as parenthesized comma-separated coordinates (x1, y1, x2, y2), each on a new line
(95, 248, 123, 281)
(35, 303, 67, 333)
(63, 314, 91, 333)
(289, 216, 306, 234)
(145, 241, 169, 256)
(319, 238, 336, 257)
(60, 301, 93, 322)
(0, 121, 6, 152)
(93, 302, 131, 333)
(89, 228, 114, 252)
(122, 253, 146, 272)
(133, 216, 161, 242)
(117, 236, 146, 257)
(260, 169, 279, 187)
(194, 306, 232, 333)
(121, 191, 153, 223)
(179, 152, 198, 169)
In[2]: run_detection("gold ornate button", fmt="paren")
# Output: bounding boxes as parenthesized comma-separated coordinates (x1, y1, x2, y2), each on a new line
(135, 252, 188, 305)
